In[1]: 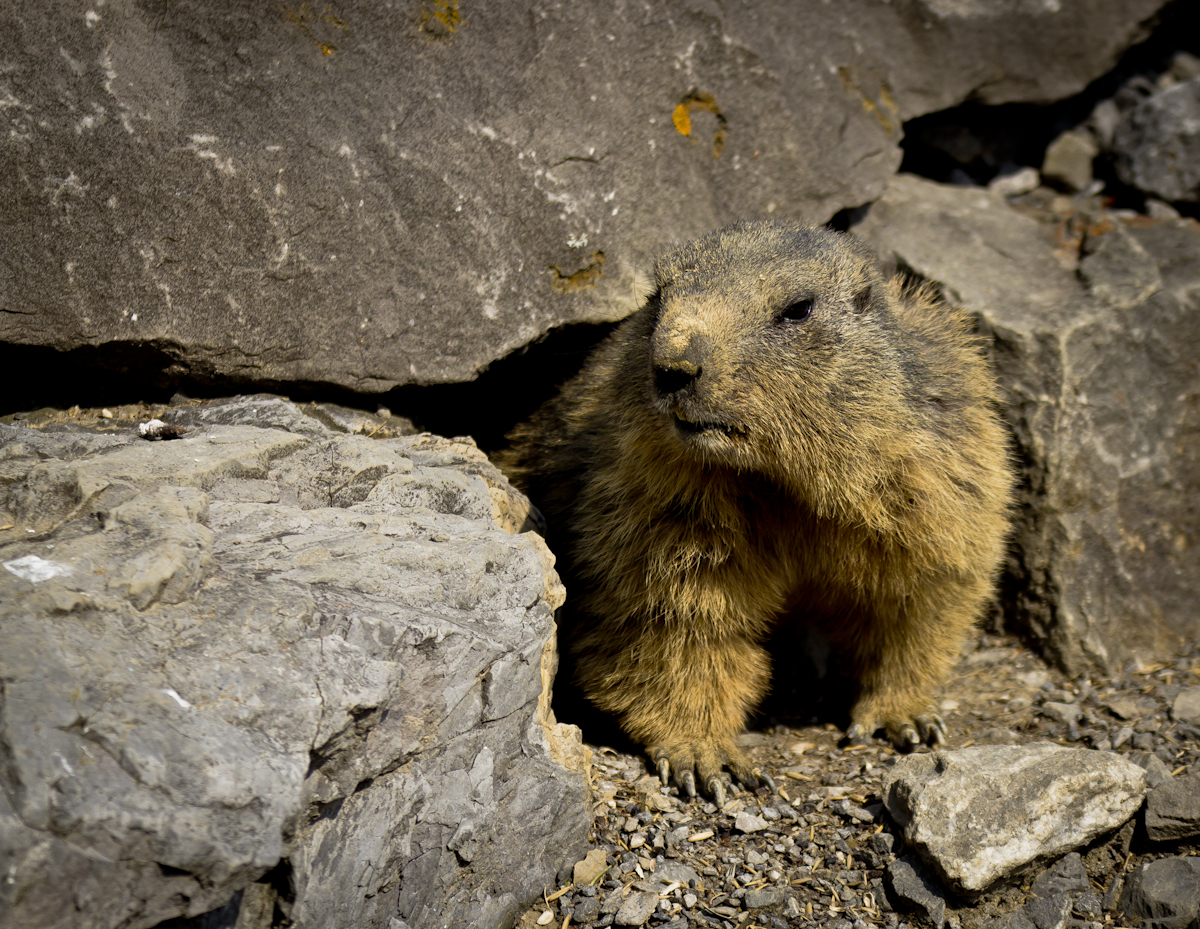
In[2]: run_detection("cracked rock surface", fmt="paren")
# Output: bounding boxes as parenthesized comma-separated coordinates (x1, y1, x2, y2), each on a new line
(0, 395, 590, 929)
(855, 175, 1200, 677)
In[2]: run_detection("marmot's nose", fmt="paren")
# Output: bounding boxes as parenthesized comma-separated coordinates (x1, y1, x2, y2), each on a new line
(653, 331, 709, 398)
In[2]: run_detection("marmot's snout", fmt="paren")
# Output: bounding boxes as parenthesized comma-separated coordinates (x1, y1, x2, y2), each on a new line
(652, 327, 710, 400)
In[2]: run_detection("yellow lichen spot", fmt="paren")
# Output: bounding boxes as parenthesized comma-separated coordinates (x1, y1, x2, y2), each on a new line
(282, 3, 349, 57)
(549, 251, 605, 294)
(836, 65, 901, 136)
(672, 103, 692, 136)
(417, 0, 462, 40)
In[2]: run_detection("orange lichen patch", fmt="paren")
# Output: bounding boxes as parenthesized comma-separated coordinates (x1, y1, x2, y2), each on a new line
(672, 91, 727, 159)
(1053, 205, 1116, 251)
(549, 250, 605, 293)
(836, 66, 901, 136)
(672, 103, 692, 136)
(417, 0, 462, 40)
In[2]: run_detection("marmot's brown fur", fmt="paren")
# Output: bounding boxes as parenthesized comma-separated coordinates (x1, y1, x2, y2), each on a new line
(497, 221, 1013, 801)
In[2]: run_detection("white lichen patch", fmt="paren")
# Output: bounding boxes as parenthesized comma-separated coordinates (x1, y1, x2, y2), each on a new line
(475, 269, 508, 321)
(4, 555, 74, 583)
(162, 688, 192, 709)
(186, 134, 236, 175)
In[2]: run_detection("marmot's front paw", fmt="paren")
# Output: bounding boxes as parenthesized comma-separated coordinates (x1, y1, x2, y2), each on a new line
(649, 740, 775, 807)
(847, 705, 947, 750)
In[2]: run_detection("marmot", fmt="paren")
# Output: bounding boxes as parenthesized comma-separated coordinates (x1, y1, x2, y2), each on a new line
(497, 221, 1013, 802)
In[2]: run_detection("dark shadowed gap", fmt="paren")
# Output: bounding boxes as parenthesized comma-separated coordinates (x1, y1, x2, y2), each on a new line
(0, 320, 619, 453)
(898, 0, 1200, 214)
(379, 318, 619, 453)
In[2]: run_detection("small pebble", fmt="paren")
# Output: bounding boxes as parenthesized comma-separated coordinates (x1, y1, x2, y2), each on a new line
(1173, 687, 1200, 722)
(735, 811, 769, 833)
(614, 890, 658, 926)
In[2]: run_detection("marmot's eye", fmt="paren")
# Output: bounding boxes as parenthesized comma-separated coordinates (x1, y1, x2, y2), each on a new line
(780, 299, 813, 323)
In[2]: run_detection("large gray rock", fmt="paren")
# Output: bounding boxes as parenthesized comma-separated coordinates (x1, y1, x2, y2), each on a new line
(1113, 77, 1200, 204)
(0, 397, 590, 929)
(855, 175, 1200, 673)
(0, 0, 1166, 391)
(883, 743, 1147, 894)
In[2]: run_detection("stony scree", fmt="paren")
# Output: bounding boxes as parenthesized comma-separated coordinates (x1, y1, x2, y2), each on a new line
(886, 856, 948, 929)
(1120, 857, 1200, 929)
(1173, 687, 1200, 723)
(1112, 76, 1200, 205)
(515, 632, 1199, 929)
(1022, 853, 1090, 929)
(0, 396, 590, 929)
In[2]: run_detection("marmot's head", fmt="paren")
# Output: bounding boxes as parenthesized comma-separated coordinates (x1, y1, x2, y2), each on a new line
(642, 220, 907, 478)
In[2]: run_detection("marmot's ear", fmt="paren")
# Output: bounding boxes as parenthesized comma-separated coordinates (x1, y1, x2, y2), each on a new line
(852, 284, 874, 314)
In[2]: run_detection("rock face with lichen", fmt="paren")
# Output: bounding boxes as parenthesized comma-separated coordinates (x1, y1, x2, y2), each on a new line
(0, 396, 591, 929)
(0, 0, 1166, 391)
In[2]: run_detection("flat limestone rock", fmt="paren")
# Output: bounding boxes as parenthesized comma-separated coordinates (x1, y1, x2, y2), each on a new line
(856, 175, 1200, 674)
(0, 397, 590, 929)
(883, 743, 1147, 894)
(0, 0, 1166, 391)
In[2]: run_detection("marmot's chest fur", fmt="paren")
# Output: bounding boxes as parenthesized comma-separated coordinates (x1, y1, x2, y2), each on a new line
(498, 220, 1013, 803)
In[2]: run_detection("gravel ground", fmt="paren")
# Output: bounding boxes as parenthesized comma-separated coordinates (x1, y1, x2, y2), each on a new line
(517, 633, 1200, 929)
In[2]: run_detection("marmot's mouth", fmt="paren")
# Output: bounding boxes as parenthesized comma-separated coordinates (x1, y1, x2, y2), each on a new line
(673, 414, 744, 439)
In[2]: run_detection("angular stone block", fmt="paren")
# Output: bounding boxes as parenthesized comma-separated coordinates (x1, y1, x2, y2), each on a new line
(856, 175, 1200, 672)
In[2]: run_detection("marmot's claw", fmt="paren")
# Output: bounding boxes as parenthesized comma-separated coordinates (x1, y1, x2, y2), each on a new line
(916, 713, 946, 745)
(657, 756, 671, 786)
(849, 711, 950, 751)
(732, 766, 775, 795)
(681, 770, 697, 799)
(708, 778, 726, 808)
